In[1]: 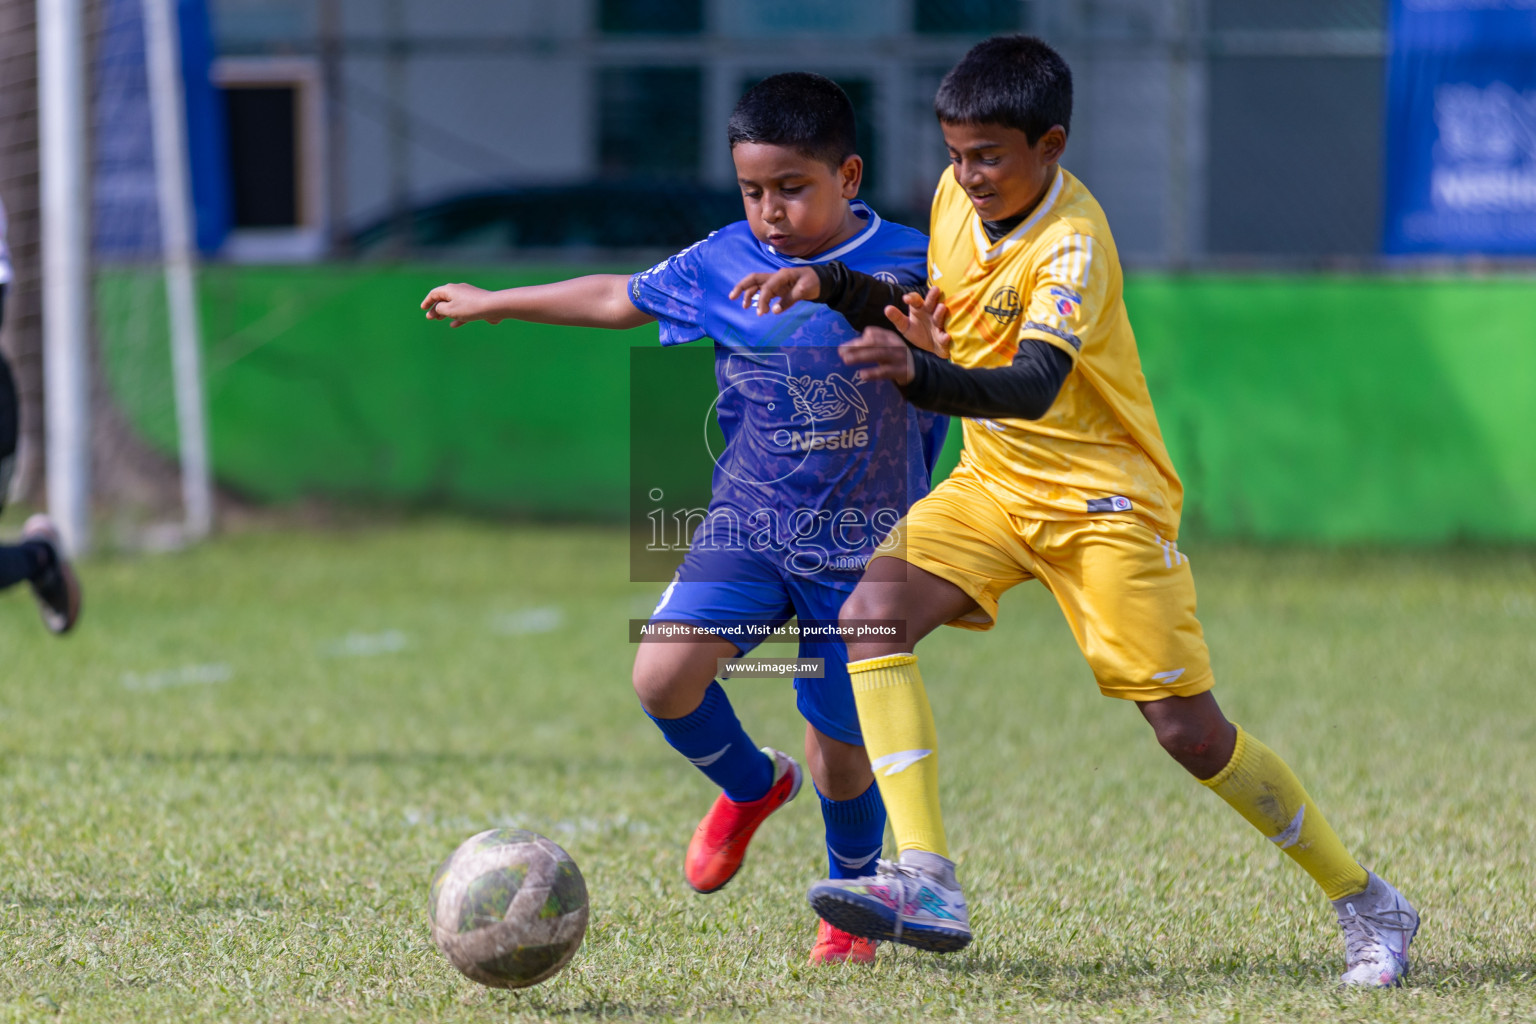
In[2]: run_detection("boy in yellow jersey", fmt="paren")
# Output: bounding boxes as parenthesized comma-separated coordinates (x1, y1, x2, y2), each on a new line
(732, 35, 1418, 987)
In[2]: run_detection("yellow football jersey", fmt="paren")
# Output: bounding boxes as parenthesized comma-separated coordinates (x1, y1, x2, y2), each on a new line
(927, 166, 1184, 537)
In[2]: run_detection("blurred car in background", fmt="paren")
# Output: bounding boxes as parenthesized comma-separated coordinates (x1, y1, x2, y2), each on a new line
(348, 181, 751, 257)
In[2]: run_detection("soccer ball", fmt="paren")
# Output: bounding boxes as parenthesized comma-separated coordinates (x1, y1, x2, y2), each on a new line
(428, 828, 589, 988)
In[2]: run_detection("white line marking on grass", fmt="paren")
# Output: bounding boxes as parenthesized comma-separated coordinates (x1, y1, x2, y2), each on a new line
(324, 630, 411, 657)
(489, 606, 564, 635)
(400, 808, 652, 837)
(122, 663, 233, 692)
(552, 814, 654, 837)
(402, 809, 486, 831)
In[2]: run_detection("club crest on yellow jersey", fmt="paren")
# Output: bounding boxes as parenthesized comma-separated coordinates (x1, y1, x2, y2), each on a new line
(983, 286, 1021, 324)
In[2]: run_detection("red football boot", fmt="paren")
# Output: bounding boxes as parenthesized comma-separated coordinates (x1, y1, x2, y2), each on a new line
(809, 918, 879, 964)
(684, 747, 802, 893)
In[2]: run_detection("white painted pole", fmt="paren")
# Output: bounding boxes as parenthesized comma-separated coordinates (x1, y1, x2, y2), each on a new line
(37, 0, 92, 554)
(143, 0, 213, 540)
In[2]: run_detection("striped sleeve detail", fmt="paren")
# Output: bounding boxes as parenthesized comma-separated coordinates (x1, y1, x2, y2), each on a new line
(1020, 232, 1101, 359)
(1041, 234, 1095, 314)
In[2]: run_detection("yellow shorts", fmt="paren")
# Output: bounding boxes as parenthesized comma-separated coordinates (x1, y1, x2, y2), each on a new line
(878, 468, 1214, 702)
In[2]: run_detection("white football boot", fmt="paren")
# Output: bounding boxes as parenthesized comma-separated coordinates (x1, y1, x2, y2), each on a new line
(807, 850, 972, 952)
(1334, 871, 1419, 987)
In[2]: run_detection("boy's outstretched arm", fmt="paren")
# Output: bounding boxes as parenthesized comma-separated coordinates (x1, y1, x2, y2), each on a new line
(421, 275, 654, 330)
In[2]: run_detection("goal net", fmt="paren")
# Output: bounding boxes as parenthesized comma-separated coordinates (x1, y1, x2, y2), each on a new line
(88, 0, 217, 548)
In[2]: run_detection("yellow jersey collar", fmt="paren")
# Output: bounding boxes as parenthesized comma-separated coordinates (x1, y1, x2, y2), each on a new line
(969, 168, 1064, 264)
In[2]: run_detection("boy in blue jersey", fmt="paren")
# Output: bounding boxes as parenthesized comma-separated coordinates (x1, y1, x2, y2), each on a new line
(420, 73, 944, 964)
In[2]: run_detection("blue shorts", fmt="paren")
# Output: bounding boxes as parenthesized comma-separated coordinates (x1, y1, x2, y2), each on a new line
(649, 548, 863, 746)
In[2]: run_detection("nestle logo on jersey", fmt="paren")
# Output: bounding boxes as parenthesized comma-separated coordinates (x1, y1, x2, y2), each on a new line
(773, 373, 871, 452)
(984, 286, 1021, 324)
(788, 373, 866, 423)
(777, 425, 870, 452)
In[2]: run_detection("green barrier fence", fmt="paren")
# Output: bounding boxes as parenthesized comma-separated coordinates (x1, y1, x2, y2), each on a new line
(98, 266, 1536, 542)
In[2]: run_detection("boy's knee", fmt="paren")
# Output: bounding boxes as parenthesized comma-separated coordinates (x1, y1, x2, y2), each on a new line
(840, 584, 919, 661)
(839, 584, 890, 627)
(805, 726, 873, 800)
(1151, 717, 1212, 760)
(1146, 711, 1235, 777)
(630, 659, 664, 713)
(632, 642, 724, 719)
(631, 647, 685, 716)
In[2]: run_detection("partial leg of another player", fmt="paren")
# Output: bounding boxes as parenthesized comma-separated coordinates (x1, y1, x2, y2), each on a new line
(806, 556, 980, 952)
(803, 723, 883, 964)
(0, 515, 82, 634)
(1139, 691, 1419, 987)
(632, 628, 890, 963)
(789, 573, 898, 964)
(1052, 522, 1417, 988)
(633, 635, 801, 894)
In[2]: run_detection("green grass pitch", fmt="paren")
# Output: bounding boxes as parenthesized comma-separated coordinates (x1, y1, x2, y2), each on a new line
(0, 518, 1531, 1022)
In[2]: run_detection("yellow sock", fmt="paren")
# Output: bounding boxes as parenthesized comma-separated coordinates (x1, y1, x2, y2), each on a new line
(848, 654, 948, 858)
(1202, 725, 1369, 901)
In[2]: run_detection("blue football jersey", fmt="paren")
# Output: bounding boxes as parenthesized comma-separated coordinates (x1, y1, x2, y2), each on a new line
(629, 201, 947, 578)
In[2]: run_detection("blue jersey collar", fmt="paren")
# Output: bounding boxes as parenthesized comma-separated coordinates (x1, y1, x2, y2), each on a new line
(764, 200, 883, 265)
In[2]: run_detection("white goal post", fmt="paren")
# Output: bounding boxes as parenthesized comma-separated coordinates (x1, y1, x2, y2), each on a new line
(142, 0, 213, 542)
(37, 0, 215, 553)
(37, 0, 91, 554)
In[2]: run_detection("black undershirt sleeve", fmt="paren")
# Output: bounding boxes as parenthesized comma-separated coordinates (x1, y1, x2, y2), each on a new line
(899, 339, 1073, 421)
(811, 260, 1073, 420)
(811, 261, 913, 332)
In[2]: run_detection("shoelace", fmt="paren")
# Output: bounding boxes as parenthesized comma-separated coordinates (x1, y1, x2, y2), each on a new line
(1339, 901, 1416, 966)
(872, 858, 921, 943)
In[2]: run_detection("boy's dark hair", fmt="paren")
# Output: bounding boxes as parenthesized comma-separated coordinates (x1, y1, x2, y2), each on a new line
(727, 72, 858, 169)
(935, 35, 1072, 143)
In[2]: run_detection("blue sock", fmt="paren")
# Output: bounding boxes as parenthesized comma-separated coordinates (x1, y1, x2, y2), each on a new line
(819, 780, 886, 879)
(646, 681, 773, 802)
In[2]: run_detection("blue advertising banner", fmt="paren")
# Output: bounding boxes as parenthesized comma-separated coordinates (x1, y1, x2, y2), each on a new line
(1383, 0, 1536, 254)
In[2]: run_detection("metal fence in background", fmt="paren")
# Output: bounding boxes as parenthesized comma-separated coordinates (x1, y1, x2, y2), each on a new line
(197, 0, 1398, 267)
(1029, 0, 1390, 264)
